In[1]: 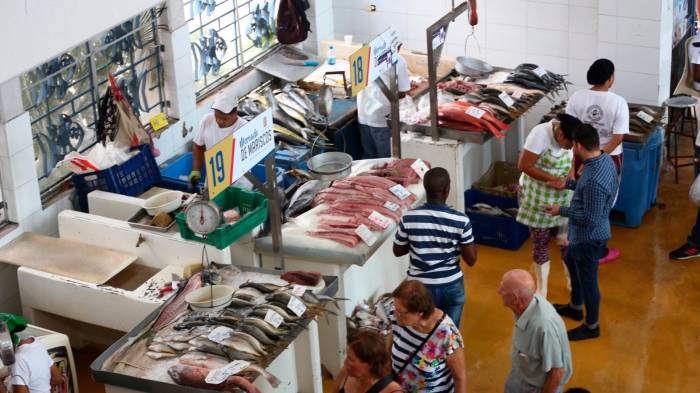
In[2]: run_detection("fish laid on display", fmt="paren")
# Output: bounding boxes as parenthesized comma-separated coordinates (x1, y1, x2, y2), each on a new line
(151, 273, 203, 331)
(240, 317, 288, 339)
(253, 303, 302, 322)
(229, 331, 268, 354)
(168, 364, 262, 393)
(166, 342, 191, 352)
(239, 324, 276, 346)
(188, 337, 227, 357)
(359, 158, 428, 187)
(179, 352, 230, 369)
(220, 346, 261, 362)
(437, 101, 509, 138)
(280, 270, 321, 286)
(146, 351, 177, 360)
(148, 343, 176, 354)
(240, 281, 288, 294)
(285, 179, 325, 219)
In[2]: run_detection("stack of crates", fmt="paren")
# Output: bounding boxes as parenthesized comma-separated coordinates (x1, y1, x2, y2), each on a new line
(611, 127, 664, 227)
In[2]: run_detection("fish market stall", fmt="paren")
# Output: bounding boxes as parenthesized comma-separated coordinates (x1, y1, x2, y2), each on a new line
(254, 158, 427, 375)
(91, 265, 339, 393)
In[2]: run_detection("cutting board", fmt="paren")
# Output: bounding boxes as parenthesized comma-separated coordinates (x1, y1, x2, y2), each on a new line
(0, 233, 138, 285)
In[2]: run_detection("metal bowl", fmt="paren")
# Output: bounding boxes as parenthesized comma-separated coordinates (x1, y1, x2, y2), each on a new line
(307, 152, 352, 181)
(455, 56, 494, 77)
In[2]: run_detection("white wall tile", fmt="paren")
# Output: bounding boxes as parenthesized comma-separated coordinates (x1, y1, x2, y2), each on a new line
(315, 9, 335, 43)
(161, 0, 186, 29)
(333, 8, 370, 37)
(333, 0, 363, 9)
(403, 39, 426, 54)
(485, 49, 528, 69)
(529, 0, 569, 4)
(598, 15, 617, 44)
(616, 0, 661, 20)
(368, 11, 408, 38)
(405, 0, 450, 16)
(312, 0, 333, 16)
(598, 42, 617, 59)
(569, 33, 597, 60)
(486, 24, 528, 52)
(614, 71, 660, 103)
(0, 145, 38, 190)
(599, 0, 617, 15)
(568, 58, 593, 86)
(487, 0, 528, 27)
(528, 29, 569, 57)
(0, 78, 23, 123)
(29, 203, 59, 236)
(527, 2, 568, 31)
(161, 25, 191, 64)
(404, 14, 439, 42)
(570, 0, 596, 6)
(1, 113, 33, 158)
(4, 179, 41, 222)
(569, 6, 598, 33)
(615, 45, 660, 75)
(526, 54, 569, 74)
(616, 17, 661, 47)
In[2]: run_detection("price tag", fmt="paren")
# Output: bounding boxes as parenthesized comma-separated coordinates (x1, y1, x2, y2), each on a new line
(637, 111, 654, 123)
(204, 135, 234, 200)
(355, 224, 378, 246)
(368, 210, 391, 229)
(498, 92, 515, 107)
(291, 285, 306, 297)
(287, 296, 307, 317)
(410, 159, 429, 178)
(389, 184, 411, 200)
(384, 201, 400, 211)
(513, 90, 524, 99)
(533, 66, 547, 78)
(205, 360, 251, 384)
(264, 310, 284, 328)
(149, 113, 169, 131)
(465, 107, 486, 119)
(208, 326, 234, 344)
(432, 27, 446, 48)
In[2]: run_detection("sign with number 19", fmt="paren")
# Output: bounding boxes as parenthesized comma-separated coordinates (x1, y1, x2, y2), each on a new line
(204, 135, 234, 200)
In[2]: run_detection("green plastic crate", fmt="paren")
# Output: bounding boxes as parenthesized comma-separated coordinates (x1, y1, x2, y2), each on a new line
(176, 187, 268, 249)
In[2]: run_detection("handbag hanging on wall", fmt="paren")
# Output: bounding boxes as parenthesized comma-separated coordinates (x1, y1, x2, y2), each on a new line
(276, 0, 311, 44)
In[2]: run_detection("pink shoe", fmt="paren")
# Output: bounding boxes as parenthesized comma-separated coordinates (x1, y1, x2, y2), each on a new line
(599, 248, 620, 265)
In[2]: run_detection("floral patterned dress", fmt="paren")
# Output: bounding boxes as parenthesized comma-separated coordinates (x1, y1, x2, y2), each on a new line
(389, 303, 464, 392)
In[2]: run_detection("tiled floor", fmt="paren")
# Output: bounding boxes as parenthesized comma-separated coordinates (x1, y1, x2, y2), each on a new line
(73, 153, 700, 393)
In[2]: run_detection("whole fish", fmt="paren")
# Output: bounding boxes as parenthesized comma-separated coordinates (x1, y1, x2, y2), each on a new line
(267, 88, 312, 138)
(240, 281, 287, 294)
(239, 324, 275, 346)
(231, 293, 259, 305)
(147, 351, 177, 360)
(273, 124, 313, 146)
(220, 345, 260, 362)
(241, 317, 288, 339)
(220, 337, 264, 356)
(275, 92, 309, 118)
(167, 342, 191, 352)
(285, 180, 324, 219)
(188, 337, 226, 357)
(148, 343, 176, 354)
(152, 273, 203, 331)
(254, 303, 301, 322)
(239, 364, 281, 388)
(168, 364, 262, 393)
(229, 331, 268, 354)
(179, 352, 230, 369)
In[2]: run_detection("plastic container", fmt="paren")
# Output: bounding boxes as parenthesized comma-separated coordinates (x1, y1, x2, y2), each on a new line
(72, 144, 161, 212)
(158, 152, 206, 192)
(176, 187, 268, 249)
(611, 127, 663, 228)
(327, 45, 336, 65)
(472, 161, 521, 199)
(464, 189, 529, 250)
(275, 146, 311, 170)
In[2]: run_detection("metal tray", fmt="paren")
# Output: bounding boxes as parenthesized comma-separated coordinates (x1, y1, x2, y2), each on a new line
(127, 193, 195, 232)
(90, 266, 339, 393)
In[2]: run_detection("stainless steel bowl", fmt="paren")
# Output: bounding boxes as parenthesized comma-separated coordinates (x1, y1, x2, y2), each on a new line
(455, 56, 494, 77)
(307, 152, 352, 181)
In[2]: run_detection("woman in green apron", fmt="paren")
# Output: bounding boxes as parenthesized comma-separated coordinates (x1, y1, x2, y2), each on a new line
(517, 113, 582, 298)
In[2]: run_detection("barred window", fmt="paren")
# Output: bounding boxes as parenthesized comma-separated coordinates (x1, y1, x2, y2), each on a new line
(20, 7, 168, 202)
(185, 0, 279, 97)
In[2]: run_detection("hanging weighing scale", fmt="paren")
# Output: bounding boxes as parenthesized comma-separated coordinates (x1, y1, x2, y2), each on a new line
(184, 192, 222, 306)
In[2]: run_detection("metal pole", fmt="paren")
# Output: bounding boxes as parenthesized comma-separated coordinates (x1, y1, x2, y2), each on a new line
(264, 154, 284, 269)
(389, 63, 401, 158)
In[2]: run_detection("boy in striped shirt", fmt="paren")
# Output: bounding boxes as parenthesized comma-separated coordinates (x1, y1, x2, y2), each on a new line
(393, 167, 478, 326)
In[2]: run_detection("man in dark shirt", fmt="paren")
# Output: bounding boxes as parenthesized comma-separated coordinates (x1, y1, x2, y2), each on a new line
(544, 124, 619, 341)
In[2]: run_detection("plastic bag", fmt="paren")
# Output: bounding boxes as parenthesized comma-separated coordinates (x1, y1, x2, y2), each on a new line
(54, 142, 131, 174)
(690, 173, 700, 206)
(359, 82, 387, 116)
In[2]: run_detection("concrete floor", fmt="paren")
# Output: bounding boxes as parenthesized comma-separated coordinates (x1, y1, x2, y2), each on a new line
(73, 160, 700, 393)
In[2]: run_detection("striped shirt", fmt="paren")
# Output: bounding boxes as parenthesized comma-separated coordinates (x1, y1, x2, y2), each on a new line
(395, 203, 474, 286)
(387, 301, 464, 393)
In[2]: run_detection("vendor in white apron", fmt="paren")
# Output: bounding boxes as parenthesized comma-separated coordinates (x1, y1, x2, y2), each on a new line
(188, 90, 248, 186)
(516, 113, 582, 298)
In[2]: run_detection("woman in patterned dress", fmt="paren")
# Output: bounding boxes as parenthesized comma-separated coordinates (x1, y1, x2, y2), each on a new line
(517, 113, 582, 298)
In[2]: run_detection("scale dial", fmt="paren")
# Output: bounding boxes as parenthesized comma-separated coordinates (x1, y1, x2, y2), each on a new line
(184, 200, 221, 235)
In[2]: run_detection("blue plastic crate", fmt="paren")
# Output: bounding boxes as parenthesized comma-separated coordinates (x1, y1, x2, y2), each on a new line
(611, 128, 663, 228)
(275, 146, 310, 170)
(464, 189, 529, 250)
(72, 144, 161, 212)
(158, 152, 206, 192)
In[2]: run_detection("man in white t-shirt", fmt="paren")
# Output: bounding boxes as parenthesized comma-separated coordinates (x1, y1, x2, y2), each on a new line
(565, 58, 628, 264)
(356, 48, 411, 159)
(670, 36, 700, 260)
(188, 89, 248, 186)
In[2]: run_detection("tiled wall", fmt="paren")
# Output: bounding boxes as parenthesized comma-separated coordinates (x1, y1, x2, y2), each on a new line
(333, 0, 671, 106)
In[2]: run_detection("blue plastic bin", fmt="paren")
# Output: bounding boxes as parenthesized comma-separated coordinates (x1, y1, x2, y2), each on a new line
(158, 152, 206, 192)
(464, 189, 529, 250)
(72, 144, 161, 212)
(611, 128, 663, 228)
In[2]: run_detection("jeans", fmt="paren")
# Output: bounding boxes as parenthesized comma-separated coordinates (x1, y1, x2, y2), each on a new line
(358, 124, 391, 159)
(688, 146, 700, 245)
(427, 277, 465, 327)
(566, 240, 607, 327)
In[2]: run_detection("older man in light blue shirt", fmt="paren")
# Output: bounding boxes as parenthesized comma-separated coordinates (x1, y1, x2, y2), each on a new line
(499, 269, 573, 393)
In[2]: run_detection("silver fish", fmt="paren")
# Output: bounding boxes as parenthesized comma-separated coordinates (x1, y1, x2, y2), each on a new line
(239, 364, 281, 388)
(147, 351, 176, 360)
(148, 343, 176, 354)
(239, 324, 275, 346)
(285, 180, 324, 219)
(229, 331, 268, 354)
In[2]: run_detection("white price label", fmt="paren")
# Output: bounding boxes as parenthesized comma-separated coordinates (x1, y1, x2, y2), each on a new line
(205, 360, 251, 385)
(355, 224, 378, 246)
(533, 66, 547, 78)
(465, 107, 486, 119)
(389, 184, 411, 200)
(384, 201, 400, 211)
(368, 210, 391, 229)
(287, 296, 307, 317)
(291, 285, 306, 297)
(637, 111, 654, 123)
(499, 92, 515, 107)
(410, 159, 430, 178)
(432, 27, 446, 48)
(208, 326, 234, 344)
(264, 309, 284, 328)
(513, 90, 524, 99)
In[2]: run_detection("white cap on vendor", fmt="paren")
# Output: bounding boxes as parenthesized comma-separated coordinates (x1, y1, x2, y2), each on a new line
(211, 90, 239, 114)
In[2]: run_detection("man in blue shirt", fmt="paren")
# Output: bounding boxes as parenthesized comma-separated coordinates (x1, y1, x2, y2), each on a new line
(544, 124, 618, 341)
(393, 167, 478, 326)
